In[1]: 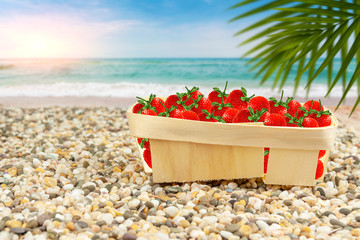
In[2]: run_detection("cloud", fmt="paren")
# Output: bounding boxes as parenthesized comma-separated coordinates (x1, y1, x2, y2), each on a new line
(0, 13, 139, 58)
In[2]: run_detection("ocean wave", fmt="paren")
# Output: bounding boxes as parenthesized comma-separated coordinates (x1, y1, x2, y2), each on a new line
(0, 81, 355, 98)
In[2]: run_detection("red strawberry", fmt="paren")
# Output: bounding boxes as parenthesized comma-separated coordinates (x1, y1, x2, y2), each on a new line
(232, 109, 252, 123)
(150, 97, 165, 114)
(268, 91, 291, 116)
(198, 112, 217, 122)
(192, 97, 212, 115)
(143, 148, 152, 168)
(318, 150, 326, 159)
(169, 109, 184, 119)
(304, 100, 324, 112)
(137, 138, 150, 149)
(258, 111, 270, 122)
(264, 114, 286, 126)
(225, 87, 253, 110)
(181, 110, 199, 120)
(287, 100, 303, 118)
(141, 109, 157, 116)
(312, 114, 332, 127)
(248, 96, 270, 113)
(302, 117, 319, 128)
(264, 148, 270, 174)
(165, 94, 183, 110)
(222, 108, 240, 123)
(315, 160, 324, 180)
(132, 103, 144, 113)
(210, 105, 228, 117)
(182, 88, 203, 106)
(208, 82, 229, 104)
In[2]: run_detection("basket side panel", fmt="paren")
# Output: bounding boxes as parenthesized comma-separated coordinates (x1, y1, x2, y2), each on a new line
(264, 149, 318, 186)
(151, 139, 264, 183)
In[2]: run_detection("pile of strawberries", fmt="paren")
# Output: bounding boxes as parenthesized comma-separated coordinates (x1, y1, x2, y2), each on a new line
(133, 82, 332, 179)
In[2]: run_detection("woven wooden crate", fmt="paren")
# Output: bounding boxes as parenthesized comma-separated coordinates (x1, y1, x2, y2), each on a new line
(127, 106, 337, 186)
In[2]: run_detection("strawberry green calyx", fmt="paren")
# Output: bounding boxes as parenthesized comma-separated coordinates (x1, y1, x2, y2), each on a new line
(285, 108, 301, 127)
(136, 94, 157, 112)
(248, 107, 267, 122)
(240, 87, 255, 103)
(315, 100, 332, 118)
(201, 109, 226, 123)
(175, 92, 187, 106)
(269, 90, 292, 109)
(299, 100, 318, 117)
(140, 138, 149, 148)
(191, 95, 204, 109)
(264, 150, 269, 156)
(158, 102, 177, 117)
(213, 81, 229, 99)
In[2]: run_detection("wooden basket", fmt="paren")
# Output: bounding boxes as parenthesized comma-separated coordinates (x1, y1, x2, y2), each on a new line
(127, 106, 337, 186)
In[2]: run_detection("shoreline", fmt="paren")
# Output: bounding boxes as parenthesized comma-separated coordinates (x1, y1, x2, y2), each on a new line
(0, 96, 358, 131)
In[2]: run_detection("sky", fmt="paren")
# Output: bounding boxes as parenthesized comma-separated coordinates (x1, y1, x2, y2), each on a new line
(0, 0, 265, 58)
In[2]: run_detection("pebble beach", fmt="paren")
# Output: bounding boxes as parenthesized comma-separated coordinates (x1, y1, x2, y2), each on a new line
(0, 106, 359, 240)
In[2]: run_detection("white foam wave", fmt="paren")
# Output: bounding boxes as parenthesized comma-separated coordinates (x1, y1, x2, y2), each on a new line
(0, 81, 355, 98)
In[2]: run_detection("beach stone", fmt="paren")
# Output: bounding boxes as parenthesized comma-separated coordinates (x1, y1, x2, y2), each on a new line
(339, 208, 351, 215)
(355, 216, 360, 222)
(330, 219, 346, 228)
(226, 224, 240, 233)
(43, 177, 57, 187)
(165, 206, 178, 218)
(11, 227, 26, 234)
(283, 200, 292, 206)
(240, 225, 252, 236)
(220, 230, 234, 239)
(75, 221, 88, 228)
(37, 213, 50, 226)
(122, 233, 137, 240)
(26, 220, 38, 229)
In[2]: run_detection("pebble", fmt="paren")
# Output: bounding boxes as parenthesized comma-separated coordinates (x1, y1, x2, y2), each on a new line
(0, 107, 357, 240)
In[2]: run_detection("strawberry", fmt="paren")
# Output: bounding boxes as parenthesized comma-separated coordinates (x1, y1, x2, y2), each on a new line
(318, 150, 326, 159)
(136, 94, 157, 113)
(199, 112, 218, 122)
(248, 96, 270, 113)
(309, 100, 332, 127)
(232, 109, 252, 123)
(165, 94, 183, 110)
(287, 100, 303, 118)
(137, 138, 150, 149)
(150, 97, 165, 114)
(301, 117, 319, 128)
(182, 87, 203, 106)
(264, 114, 286, 126)
(268, 91, 292, 116)
(143, 148, 152, 168)
(222, 108, 240, 123)
(312, 114, 332, 127)
(182, 110, 200, 120)
(225, 87, 254, 110)
(304, 100, 324, 112)
(170, 109, 184, 119)
(208, 81, 229, 104)
(210, 105, 229, 117)
(132, 103, 144, 113)
(199, 109, 225, 122)
(258, 111, 270, 122)
(233, 107, 266, 123)
(264, 148, 270, 174)
(192, 97, 212, 115)
(141, 109, 157, 116)
(315, 160, 324, 180)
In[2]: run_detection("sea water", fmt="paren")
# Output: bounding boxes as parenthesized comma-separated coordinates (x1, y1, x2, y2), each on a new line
(0, 58, 356, 98)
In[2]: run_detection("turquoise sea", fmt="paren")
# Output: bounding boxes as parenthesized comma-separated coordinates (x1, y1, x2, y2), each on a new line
(0, 58, 356, 98)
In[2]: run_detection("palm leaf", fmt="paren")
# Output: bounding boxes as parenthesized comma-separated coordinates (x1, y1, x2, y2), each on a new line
(230, 0, 360, 115)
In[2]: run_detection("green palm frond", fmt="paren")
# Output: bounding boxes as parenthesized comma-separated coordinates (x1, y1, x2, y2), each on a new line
(230, 0, 360, 115)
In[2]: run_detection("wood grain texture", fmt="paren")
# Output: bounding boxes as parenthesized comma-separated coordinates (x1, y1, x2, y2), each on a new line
(150, 139, 264, 183)
(127, 107, 337, 150)
(264, 149, 319, 186)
